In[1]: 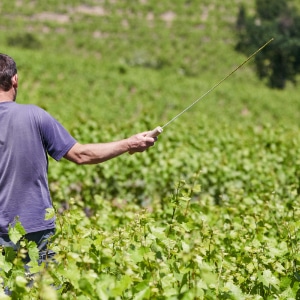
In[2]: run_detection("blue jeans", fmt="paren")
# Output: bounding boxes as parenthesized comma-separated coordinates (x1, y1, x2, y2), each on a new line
(0, 228, 56, 264)
(1, 229, 57, 295)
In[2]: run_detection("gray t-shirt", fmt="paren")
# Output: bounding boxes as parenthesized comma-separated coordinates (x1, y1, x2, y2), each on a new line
(0, 102, 76, 235)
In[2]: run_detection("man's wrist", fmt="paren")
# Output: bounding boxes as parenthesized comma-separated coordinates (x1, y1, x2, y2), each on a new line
(125, 138, 132, 152)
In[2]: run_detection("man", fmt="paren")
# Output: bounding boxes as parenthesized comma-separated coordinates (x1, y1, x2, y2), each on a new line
(0, 53, 157, 262)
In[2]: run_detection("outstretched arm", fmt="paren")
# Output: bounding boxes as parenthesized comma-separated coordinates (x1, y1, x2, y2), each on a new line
(64, 131, 156, 165)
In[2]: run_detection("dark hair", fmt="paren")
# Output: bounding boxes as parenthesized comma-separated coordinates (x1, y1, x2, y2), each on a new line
(0, 54, 17, 91)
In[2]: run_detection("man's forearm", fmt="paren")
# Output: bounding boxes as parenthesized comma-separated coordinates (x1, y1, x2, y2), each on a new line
(65, 140, 129, 164)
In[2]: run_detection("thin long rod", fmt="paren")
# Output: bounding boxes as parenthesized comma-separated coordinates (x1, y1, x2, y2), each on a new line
(162, 38, 274, 129)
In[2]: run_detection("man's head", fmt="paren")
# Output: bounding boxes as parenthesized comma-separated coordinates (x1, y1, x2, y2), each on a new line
(0, 54, 18, 92)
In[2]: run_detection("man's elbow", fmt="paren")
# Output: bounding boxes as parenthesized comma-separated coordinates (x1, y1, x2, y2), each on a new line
(72, 157, 86, 165)
(64, 143, 88, 165)
(64, 153, 86, 165)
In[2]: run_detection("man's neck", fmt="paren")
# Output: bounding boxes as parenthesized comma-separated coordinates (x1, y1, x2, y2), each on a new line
(0, 90, 15, 102)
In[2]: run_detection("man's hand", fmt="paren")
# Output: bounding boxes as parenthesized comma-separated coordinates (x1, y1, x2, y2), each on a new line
(127, 131, 157, 154)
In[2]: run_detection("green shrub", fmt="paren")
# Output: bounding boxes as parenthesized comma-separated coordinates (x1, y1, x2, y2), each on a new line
(236, 0, 300, 89)
(7, 33, 42, 50)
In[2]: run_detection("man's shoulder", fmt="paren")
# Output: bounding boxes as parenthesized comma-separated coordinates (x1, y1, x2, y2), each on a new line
(14, 103, 49, 117)
(9, 103, 53, 128)
(17, 103, 43, 111)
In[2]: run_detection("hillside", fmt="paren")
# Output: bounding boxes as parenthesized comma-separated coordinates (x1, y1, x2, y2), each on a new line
(1, 0, 299, 128)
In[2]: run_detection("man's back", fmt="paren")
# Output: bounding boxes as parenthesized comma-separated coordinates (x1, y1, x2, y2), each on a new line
(0, 102, 75, 235)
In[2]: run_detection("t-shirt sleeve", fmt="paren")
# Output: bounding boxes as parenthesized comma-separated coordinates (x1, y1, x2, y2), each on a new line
(34, 107, 77, 161)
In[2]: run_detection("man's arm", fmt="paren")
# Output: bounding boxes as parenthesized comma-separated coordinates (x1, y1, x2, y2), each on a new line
(64, 131, 156, 165)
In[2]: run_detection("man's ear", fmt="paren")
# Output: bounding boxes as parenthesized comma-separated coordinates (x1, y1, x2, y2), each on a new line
(12, 74, 18, 88)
